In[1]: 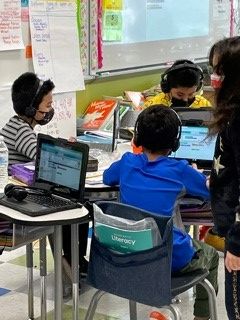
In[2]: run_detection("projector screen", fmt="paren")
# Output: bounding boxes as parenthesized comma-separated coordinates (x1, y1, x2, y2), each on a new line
(100, 0, 231, 72)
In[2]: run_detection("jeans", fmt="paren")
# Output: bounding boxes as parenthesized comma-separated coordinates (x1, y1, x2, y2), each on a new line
(225, 264, 240, 319)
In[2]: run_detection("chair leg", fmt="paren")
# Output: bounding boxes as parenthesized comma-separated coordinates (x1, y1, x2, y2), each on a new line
(199, 278, 218, 320)
(129, 300, 137, 320)
(168, 304, 182, 320)
(84, 290, 106, 320)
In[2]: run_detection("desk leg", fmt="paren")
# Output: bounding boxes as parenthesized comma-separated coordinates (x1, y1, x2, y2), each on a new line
(40, 237, 47, 320)
(54, 225, 63, 320)
(71, 224, 79, 320)
(193, 225, 199, 240)
(26, 243, 34, 320)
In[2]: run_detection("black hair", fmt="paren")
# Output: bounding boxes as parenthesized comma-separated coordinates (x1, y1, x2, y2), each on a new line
(208, 36, 240, 134)
(165, 59, 201, 89)
(134, 105, 180, 152)
(11, 72, 55, 116)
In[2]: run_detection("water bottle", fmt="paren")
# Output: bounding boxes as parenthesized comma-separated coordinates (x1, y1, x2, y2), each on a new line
(0, 136, 8, 193)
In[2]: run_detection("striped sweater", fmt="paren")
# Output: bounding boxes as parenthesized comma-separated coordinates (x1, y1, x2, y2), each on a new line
(0, 116, 37, 168)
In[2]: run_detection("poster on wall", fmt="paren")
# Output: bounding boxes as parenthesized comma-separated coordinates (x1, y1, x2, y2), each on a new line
(29, 0, 85, 93)
(0, 0, 24, 51)
(34, 91, 77, 139)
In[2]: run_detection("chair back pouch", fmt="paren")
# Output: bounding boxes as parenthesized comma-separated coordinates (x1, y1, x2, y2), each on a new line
(87, 201, 173, 307)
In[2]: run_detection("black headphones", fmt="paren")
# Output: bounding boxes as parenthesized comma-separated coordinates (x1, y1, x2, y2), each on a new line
(161, 61, 204, 93)
(4, 183, 51, 202)
(134, 108, 182, 152)
(170, 109, 182, 152)
(24, 80, 44, 118)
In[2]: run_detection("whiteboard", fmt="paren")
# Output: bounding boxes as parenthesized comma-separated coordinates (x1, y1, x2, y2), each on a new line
(100, 0, 233, 72)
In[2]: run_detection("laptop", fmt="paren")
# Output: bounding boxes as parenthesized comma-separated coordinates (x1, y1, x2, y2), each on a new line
(0, 134, 89, 217)
(169, 124, 217, 172)
(169, 124, 216, 210)
(172, 107, 213, 125)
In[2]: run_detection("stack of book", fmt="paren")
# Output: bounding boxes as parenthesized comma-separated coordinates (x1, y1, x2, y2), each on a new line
(77, 131, 114, 152)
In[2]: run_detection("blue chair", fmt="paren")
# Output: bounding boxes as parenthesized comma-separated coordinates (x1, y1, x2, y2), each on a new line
(85, 201, 218, 320)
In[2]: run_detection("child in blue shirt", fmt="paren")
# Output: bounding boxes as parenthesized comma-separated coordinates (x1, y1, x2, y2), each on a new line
(103, 105, 218, 320)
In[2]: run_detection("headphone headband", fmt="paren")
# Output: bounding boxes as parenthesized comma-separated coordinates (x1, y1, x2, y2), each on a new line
(134, 107, 182, 152)
(169, 108, 182, 152)
(161, 62, 204, 93)
(24, 79, 44, 117)
(164, 62, 203, 77)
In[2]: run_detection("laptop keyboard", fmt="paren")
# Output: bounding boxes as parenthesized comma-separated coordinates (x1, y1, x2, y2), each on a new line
(26, 194, 73, 208)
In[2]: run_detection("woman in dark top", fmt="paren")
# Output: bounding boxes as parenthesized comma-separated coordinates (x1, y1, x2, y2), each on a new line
(209, 36, 240, 319)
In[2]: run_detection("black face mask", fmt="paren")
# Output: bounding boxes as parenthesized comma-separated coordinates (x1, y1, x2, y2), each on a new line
(171, 97, 195, 108)
(35, 108, 54, 126)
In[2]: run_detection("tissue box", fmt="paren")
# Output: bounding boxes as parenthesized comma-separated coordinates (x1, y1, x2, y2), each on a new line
(10, 162, 35, 186)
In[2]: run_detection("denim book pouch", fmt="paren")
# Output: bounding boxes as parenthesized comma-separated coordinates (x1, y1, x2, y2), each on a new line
(87, 201, 173, 307)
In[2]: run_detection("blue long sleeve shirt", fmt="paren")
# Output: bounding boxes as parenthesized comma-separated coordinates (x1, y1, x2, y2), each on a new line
(103, 152, 210, 272)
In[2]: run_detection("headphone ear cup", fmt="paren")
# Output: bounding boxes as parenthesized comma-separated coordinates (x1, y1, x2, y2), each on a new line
(171, 138, 180, 152)
(133, 118, 142, 147)
(4, 183, 16, 197)
(24, 106, 36, 117)
(4, 184, 28, 201)
(160, 73, 170, 93)
(133, 133, 140, 147)
(196, 77, 204, 92)
(12, 188, 28, 201)
(170, 110, 182, 152)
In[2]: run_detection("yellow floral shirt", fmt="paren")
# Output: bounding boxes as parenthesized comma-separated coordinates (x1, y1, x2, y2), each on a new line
(144, 92, 211, 108)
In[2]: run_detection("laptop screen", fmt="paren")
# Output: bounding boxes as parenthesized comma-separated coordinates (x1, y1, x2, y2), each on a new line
(35, 134, 89, 201)
(170, 125, 216, 166)
(38, 143, 83, 190)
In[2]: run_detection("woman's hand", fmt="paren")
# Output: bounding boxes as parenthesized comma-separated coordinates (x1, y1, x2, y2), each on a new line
(206, 175, 210, 189)
(225, 251, 240, 272)
(191, 163, 210, 188)
(191, 162, 204, 173)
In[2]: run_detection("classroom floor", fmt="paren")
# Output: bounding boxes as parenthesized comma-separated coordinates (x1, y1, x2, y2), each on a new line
(0, 239, 228, 320)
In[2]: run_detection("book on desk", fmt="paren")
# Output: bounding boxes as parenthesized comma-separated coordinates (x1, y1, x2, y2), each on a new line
(79, 100, 118, 131)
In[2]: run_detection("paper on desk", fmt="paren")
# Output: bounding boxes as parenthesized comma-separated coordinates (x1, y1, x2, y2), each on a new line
(85, 180, 103, 185)
(8, 177, 27, 186)
(86, 170, 104, 185)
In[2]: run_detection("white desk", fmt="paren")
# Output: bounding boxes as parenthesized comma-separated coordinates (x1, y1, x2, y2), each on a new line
(181, 208, 213, 239)
(0, 205, 89, 320)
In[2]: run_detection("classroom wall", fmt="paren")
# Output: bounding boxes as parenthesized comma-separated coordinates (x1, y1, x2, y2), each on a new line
(76, 70, 161, 115)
